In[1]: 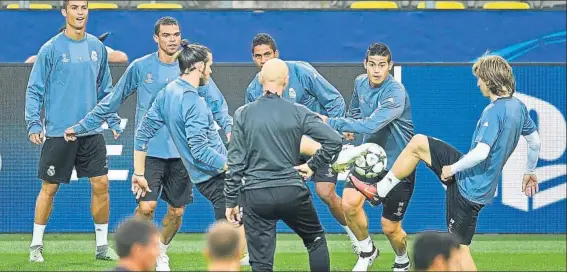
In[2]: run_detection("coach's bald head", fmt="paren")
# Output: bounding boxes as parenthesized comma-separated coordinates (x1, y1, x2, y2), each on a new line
(259, 58, 289, 96)
(205, 221, 241, 271)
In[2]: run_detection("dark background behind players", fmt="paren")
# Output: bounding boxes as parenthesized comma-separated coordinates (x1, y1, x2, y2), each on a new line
(111, 218, 160, 272)
(224, 58, 343, 272)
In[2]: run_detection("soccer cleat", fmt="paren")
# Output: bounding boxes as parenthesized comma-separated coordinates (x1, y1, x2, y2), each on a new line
(95, 245, 119, 261)
(239, 253, 250, 266)
(332, 143, 374, 173)
(29, 245, 44, 263)
(156, 253, 171, 271)
(392, 261, 411, 272)
(352, 244, 379, 271)
(349, 174, 382, 206)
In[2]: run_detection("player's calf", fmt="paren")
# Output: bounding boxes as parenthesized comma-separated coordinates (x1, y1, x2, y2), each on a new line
(303, 232, 330, 272)
(381, 218, 410, 272)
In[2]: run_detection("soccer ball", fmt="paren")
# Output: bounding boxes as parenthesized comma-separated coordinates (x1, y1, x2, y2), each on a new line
(352, 144, 387, 179)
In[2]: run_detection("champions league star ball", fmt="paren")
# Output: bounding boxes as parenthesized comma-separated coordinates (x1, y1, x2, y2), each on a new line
(352, 144, 387, 179)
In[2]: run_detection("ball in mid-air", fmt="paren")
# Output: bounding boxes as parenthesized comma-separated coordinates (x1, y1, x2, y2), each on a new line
(352, 143, 387, 179)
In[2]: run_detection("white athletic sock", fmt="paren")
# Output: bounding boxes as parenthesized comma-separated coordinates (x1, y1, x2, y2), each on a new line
(359, 236, 373, 253)
(395, 251, 409, 264)
(94, 223, 108, 247)
(159, 239, 169, 255)
(343, 225, 359, 246)
(31, 223, 46, 246)
(377, 171, 401, 197)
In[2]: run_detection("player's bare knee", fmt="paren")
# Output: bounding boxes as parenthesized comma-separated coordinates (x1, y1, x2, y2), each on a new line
(89, 175, 109, 194)
(167, 205, 185, 218)
(40, 181, 59, 197)
(138, 201, 157, 216)
(342, 190, 364, 217)
(409, 134, 430, 158)
(381, 217, 402, 237)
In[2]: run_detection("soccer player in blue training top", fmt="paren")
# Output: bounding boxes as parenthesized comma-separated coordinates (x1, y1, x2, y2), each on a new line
(319, 43, 415, 271)
(63, 17, 236, 270)
(24, 0, 122, 263)
(129, 42, 237, 267)
(245, 33, 361, 252)
(366, 55, 542, 270)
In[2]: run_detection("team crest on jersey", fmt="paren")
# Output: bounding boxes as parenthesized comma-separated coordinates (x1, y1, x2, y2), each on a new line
(165, 77, 170, 83)
(61, 53, 70, 63)
(47, 165, 55, 177)
(145, 73, 153, 83)
(91, 51, 98, 62)
(289, 88, 296, 99)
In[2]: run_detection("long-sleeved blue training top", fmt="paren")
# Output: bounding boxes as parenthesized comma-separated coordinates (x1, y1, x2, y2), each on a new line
(71, 52, 233, 159)
(245, 61, 346, 118)
(25, 32, 122, 137)
(134, 78, 227, 184)
(328, 74, 414, 170)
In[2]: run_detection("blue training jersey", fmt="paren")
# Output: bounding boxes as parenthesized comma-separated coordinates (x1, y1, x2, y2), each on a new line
(328, 74, 414, 170)
(25, 32, 121, 137)
(457, 96, 537, 205)
(134, 78, 227, 184)
(245, 61, 346, 118)
(72, 52, 233, 159)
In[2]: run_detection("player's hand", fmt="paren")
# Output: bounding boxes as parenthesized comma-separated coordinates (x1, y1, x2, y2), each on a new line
(225, 206, 241, 226)
(294, 163, 314, 180)
(64, 127, 77, 142)
(316, 113, 328, 123)
(343, 132, 355, 141)
(29, 131, 45, 145)
(223, 164, 229, 172)
(111, 129, 121, 140)
(441, 165, 453, 182)
(131, 174, 152, 200)
(226, 132, 232, 142)
(522, 173, 539, 197)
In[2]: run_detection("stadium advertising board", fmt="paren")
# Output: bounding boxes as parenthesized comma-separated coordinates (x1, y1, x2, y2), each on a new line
(0, 10, 564, 63)
(0, 63, 564, 234)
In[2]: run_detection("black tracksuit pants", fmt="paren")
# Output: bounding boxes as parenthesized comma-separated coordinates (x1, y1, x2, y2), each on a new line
(241, 185, 330, 272)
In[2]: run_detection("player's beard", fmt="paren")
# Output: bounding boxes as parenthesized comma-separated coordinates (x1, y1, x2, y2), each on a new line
(199, 73, 208, 86)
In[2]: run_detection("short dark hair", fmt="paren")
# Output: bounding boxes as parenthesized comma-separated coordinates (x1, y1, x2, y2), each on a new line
(62, 0, 88, 10)
(365, 42, 392, 63)
(252, 33, 277, 53)
(154, 16, 180, 36)
(114, 218, 158, 258)
(412, 231, 461, 271)
(175, 40, 211, 74)
(207, 222, 240, 260)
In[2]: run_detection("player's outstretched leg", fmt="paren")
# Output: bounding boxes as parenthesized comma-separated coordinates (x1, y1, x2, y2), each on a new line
(342, 186, 379, 271)
(301, 136, 360, 253)
(135, 201, 157, 220)
(29, 181, 60, 262)
(373, 134, 432, 198)
(90, 175, 119, 261)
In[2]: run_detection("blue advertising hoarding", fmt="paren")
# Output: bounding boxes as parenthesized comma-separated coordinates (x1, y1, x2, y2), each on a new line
(0, 10, 565, 63)
(0, 63, 564, 234)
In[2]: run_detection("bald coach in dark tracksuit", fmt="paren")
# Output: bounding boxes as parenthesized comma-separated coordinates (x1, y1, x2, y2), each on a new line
(224, 58, 343, 272)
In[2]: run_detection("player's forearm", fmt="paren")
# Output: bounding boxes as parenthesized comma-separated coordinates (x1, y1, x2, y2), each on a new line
(25, 88, 44, 134)
(450, 143, 490, 174)
(524, 131, 541, 174)
(189, 141, 227, 170)
(305, 123, 343, 171)
(133, 150, 147, 175)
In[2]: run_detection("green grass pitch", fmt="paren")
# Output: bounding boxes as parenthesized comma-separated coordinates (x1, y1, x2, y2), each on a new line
(0, 233, 565, 271)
